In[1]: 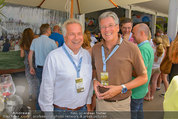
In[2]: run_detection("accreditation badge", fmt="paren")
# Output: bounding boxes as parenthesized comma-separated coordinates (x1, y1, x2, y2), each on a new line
(75, 78, 84, 93)
(101, 72, 109, 86)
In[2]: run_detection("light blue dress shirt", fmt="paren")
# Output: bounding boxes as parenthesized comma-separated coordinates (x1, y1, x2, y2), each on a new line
(30, 35, 57, 67)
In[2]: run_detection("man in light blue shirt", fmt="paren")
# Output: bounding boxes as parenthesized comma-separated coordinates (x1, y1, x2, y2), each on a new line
(28, 23, 57, 110)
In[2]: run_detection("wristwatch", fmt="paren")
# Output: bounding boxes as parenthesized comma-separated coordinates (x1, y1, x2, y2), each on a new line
(121, 84, 127, 94)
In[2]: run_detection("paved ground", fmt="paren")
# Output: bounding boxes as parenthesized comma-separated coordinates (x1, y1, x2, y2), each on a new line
(12, 72, 36, 110)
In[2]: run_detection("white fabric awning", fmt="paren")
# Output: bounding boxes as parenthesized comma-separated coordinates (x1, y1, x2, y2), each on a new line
(5, 0, 152, 14)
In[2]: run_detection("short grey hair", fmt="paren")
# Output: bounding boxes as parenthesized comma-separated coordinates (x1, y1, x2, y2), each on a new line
(98, 11, 119, 27)
(62, 19, 84, 36)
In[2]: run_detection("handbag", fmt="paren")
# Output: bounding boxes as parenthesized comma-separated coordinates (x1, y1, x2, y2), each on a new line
(160, 48, 172, 74)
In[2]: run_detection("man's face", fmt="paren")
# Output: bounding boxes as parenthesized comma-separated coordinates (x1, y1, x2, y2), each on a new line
(64, 23, 83, 52)
(132, 26, 140, 44)
(100, 17, 119, 42)
(121, 22, 132, 36)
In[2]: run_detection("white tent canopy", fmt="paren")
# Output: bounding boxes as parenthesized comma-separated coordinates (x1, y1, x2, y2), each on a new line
(5, 0, 153, 14)
(133, 0, 169, 17)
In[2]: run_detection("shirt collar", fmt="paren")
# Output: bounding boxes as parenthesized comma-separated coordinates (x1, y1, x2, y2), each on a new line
(63, 43, 82, 56)
(40, 35, 49, 38)
(101, 34, 122, 48)
(137, 40, 149, 47)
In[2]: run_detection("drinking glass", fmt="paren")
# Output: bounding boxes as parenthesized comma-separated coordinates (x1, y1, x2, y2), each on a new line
(0, 74, 16, 97)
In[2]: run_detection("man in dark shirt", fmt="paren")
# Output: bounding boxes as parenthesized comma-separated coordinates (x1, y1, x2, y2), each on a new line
(2, 39, 11, 52)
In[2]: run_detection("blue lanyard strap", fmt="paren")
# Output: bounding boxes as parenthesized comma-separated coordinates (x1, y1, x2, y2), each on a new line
(62, 45, 82, 78)
(122, 33, 132, 41)
(128, 32, 132, 41)
(138, 40, 149, 47)
(101, 38, 123, 72)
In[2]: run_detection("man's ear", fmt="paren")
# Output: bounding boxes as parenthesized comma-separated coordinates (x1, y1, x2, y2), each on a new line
(116, 24, 120, 32)
(140, 31, 144, 36)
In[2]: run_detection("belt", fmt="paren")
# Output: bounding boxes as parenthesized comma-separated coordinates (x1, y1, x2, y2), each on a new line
(104, 99, 117, 102)
(53, 104, 84, 111)
(37, 65, 43, 68)
(104, 96, 130, 102)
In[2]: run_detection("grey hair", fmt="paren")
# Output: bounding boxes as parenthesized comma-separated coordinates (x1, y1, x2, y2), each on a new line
(98, 11, 119, 27)
(62, 19, 84, 36)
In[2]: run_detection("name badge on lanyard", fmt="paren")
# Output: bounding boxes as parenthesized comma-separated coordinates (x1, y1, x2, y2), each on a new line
(101, 72, 109, 86)
(101, 38, 123, 86)
(75, 78, 84, 93)
(62, 45, 84, 93)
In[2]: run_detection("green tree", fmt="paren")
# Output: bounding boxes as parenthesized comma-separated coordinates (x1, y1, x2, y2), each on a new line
(0, 0, 6, 22)
(156, 17, 168, 33)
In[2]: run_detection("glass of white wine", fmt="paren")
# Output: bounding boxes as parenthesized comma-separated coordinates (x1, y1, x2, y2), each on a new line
(0, 74, 16, 97)
(0, 74, 16, 112)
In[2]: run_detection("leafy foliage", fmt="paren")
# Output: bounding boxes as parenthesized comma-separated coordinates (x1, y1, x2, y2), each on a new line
(0, 0, 6, 22)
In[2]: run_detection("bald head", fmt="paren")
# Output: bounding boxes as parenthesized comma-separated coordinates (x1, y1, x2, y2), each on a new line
(136, 23, 149, 37)
(53, 25, 61, 33)
(133, 23, 150, 44)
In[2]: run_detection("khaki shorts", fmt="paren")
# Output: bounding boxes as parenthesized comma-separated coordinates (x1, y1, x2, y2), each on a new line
(96, 97, 131, 111)
(96, 97, 131, 119)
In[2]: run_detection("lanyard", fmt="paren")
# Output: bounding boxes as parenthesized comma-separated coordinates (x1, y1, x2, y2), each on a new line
(138, 40, 149, 47)
(128, 32, 132, 41)
(122, 32, 132, 41)
(62, 45, 82, 78)
(101, 38, 123, 72)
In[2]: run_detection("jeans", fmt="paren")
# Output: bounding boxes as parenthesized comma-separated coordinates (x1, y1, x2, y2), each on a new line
(54, 105, 87, 119)
(35, 67, 43, 82)
(35, 67, 43, 110)
(131, 98, 144, 119)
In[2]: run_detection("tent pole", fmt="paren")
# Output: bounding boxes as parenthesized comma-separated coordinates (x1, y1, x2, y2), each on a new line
(77, 0, 81, 15)
(109, 0, 118, 8)
(37, 0, 46, 8)
(70, 0, 74, 18)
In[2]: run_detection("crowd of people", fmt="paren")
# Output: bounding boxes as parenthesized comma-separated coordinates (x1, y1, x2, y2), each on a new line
(18, 11, 178, 119)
